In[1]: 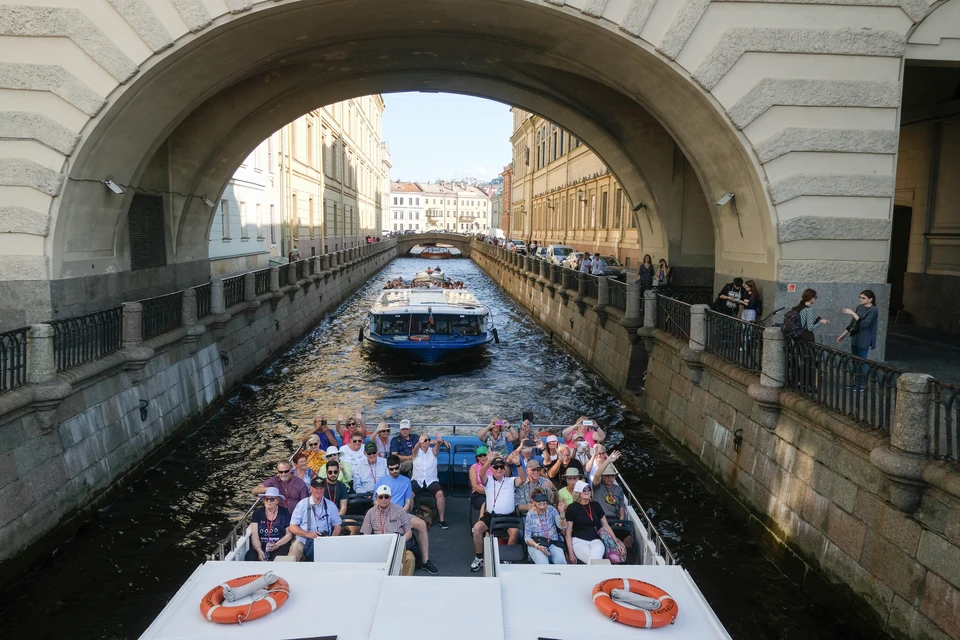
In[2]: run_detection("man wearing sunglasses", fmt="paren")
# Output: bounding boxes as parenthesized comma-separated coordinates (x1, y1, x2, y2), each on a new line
(339, 431, 368, 473)
(318, 447, 353, 486)
(353, 442, 389, 494)
(412, 434, 449, 530)
(298, 415, 338, 450)
(470, 450, 526, 572)
(288, 476, 343, 561)
(389, 419, 418, 476)
(252, 459, 308, 511)
(360, 485, 437, 575)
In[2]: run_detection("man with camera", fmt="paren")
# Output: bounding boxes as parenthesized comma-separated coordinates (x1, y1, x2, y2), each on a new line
(288, 476, 343, 561)
(298, 415, 338, 450)
(470, 450, 526, 572)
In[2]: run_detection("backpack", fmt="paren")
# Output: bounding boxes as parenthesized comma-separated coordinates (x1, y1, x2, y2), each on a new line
(781, 309, 803, 339)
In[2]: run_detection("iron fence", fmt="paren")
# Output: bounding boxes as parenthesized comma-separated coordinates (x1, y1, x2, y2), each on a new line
(223, 275, 245, 308)
(584, 273, 600, 300)
(51, 307, 123, 371)
(608, 279, 627, 312)
(141, 291, 183, 339)
(784, 338, 901, 432)
(278, 263, 291, 286)
(254, 268, 271, 296)
(654, 285, 713, 305)
(656, 294, 692, 339)
(295, 259, 307, 280)
(704, 310, 763, 373)
(933, 380, 960, 463)
(0, 327, 28, 392)
(195, 282, 212, 318)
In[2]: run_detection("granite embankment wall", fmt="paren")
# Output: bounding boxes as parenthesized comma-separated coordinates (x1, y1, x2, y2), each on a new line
(472, 240, 960, 640)
(0, 242, 396, 580)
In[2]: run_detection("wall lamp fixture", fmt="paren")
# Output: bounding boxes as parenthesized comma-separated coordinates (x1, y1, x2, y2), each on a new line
(715, 193, 743, 237)
(632, 202, 646, 212)
(576, 189, 585, 202)
(715, 193, 735, 206)
(102, 178, 125, 195)
(201, 196, 216, 207)
(139, 399, 149, 422)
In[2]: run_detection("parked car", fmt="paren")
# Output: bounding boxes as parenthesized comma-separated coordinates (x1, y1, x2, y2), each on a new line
(533, 246, 548, 261)
(545, 244, 575, 265)
(593, 255, 626, 279)
(561, 252, 585, 270)
(510, 239, 527, 255)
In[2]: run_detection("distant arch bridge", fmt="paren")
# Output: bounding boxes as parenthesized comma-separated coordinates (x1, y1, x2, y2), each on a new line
(395, 233, 473, 257)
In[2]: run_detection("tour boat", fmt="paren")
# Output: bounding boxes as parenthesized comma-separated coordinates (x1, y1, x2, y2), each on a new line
(362, 287, 496, 363)
(139, 423, 732, 639)
(420, 246, 454, 259)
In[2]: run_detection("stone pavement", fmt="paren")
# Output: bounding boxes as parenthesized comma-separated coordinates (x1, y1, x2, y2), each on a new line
(884, 324, 960, 386)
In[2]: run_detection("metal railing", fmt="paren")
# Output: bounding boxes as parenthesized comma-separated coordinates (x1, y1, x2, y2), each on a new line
(704, 310, 763, 373)
(51, 307, 123, 371)
(656, 294, 692, 340)
(653, 286, 713, 306)
(141, 291, 183, 340)
(195, 283, 212, 318)
(277, 263, 291, 286)
(616, 469, 677, 565)
(784, 338, 901, 432)
(608, 279, 627, 312)
(254, 268, 271, 296)
(933, 380, 960, 463)
(295, 259, 308, 280)
(0, 327, 28, 392)
(223, 275, 245, 308)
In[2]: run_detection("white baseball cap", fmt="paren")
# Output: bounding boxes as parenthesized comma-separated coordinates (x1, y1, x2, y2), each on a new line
(399, 419, 412, 430)
(325, 446, 340, 456)
(375, 484, 392, 497)
(546, 435, 558, 443)
(574, 480, 590, 493)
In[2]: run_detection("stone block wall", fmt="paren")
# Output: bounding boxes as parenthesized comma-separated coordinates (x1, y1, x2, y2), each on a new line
(644, 329, 960, 640)
(0, 242, 396, 580)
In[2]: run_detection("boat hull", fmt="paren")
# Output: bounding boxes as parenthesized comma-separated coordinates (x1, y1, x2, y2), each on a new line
(364, 332, 493, 362)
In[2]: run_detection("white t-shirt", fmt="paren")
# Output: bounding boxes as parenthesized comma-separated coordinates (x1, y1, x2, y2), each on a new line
(339, 444, 366, 472)
(412, 448, 439, 485)
(485, 477, 516, 515)
(579, 258, 593, 273)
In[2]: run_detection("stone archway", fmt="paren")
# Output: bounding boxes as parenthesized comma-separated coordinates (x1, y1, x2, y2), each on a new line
(0, 0, 925, 328)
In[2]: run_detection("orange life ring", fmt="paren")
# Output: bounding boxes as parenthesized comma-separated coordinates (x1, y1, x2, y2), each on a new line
(410, 335, 430, 341)
(592, 578, 678, 629)
(199, 574, 290, 624)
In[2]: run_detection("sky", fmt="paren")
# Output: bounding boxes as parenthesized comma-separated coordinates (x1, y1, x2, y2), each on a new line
(381, 92, 513, 183)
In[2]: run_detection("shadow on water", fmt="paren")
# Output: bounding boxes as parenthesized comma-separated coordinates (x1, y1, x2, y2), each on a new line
(0, 257, 884, 639)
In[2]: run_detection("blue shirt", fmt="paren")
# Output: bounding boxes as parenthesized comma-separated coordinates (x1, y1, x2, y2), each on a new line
(390, 434, 417, 457)
(382, 473, 413, 508)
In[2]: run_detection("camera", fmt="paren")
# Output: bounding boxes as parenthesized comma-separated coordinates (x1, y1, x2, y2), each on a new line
(495, 420, 504, 426)
(583, 420, 594, 427)
(320, 419, 327, 426)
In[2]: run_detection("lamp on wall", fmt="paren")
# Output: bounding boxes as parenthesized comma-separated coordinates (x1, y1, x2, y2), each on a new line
(577, 188, 585, 202)
(101, 177, 125, 195)
(546, 197, 554, 209)
(715, 192, 743, 237)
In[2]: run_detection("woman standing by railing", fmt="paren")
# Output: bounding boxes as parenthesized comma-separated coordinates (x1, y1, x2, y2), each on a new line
(739, 280, 762, 323)
(837, 290, 879, 391)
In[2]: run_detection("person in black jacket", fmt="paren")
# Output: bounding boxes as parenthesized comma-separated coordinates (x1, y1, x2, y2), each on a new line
(714, 278, 744, 316)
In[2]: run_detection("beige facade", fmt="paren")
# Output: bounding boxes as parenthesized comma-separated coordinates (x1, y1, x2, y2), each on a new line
(389, 182, 492, 234)
(209, 96, 387, 271)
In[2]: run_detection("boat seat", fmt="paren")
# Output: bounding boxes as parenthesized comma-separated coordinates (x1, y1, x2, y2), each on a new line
(452, 443, 478, 494)
(346, 492, 373, 517)
(489, 515, 526, 564)
(434, 442, 452, 492)
(607, 519, 640, 564)
(339, 515, 364, 534)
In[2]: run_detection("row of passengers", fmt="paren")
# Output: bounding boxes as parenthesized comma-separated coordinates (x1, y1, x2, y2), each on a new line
(247, 448, 446, 574)
(468, 450, 629, 571)
(254, 431, 450, 528)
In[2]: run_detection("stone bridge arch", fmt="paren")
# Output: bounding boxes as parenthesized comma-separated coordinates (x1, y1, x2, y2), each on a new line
(395, 233, 473, 257)
(0, 0, 933, 326)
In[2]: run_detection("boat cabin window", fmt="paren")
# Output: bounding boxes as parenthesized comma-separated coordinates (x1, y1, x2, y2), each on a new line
(411, 314, 450, 334)
(380, 315, 410, 335)
(451, 315, 479, 336)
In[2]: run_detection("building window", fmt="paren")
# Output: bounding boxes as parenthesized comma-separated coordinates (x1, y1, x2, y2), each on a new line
(590, 193, 596, 228)
(600, 191, 608, 229)
(270, 204, 277, 244)
(291, 193, 298, 239)
(255, 203, 263, 239)
(309, 197, 315, 237)
(220, 200, 230, 239)
(240, 201, 251, 239)
(267, 136, 274, 172)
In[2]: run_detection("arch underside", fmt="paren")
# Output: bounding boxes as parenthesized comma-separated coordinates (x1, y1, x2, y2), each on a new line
(52, 0, 774, 293)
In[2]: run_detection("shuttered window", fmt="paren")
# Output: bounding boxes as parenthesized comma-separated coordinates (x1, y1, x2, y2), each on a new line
(128, 194, 167, 270)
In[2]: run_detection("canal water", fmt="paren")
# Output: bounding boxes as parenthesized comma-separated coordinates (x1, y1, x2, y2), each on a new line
(0, 257, 883, 639)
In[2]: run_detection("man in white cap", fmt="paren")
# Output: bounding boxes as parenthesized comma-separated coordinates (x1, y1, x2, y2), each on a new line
(360, 484, 438, 575)
(319, 446, 352, 486)
(288, 476, 342, 561)
(390, 419, 418, 476)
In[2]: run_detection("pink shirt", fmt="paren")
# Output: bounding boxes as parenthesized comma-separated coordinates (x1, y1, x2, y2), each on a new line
(564, 429, 596, 449)
(471, 462, 493, 489)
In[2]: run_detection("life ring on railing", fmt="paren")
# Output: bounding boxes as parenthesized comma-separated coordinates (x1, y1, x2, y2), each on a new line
(592, 578, 677, 628)
(200, 574, 290, 624)
(409, 335, 430, 342)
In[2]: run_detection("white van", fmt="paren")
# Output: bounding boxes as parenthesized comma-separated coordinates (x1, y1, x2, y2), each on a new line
(545, 244, 575, 265)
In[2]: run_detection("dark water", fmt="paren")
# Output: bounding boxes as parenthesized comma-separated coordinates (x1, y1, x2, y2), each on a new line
(0, 258, 882, 639)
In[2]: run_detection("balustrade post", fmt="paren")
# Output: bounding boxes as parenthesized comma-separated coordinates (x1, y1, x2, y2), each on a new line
(682, 304, 708, 384)
(181, 287, 206, 353)
(209, 278, 231, 337)
(243, 272, 262, 318)
(593, 277, 610, 327)
(620, 281, 642, 342)
(748, 328, 786, 430)
(268, 267, 283, 310)
(121, 301, 153, 382)
(573, 272, 588, 315)
(871, 373, 933, 513)
(559, 268, 574, 304)
(287, 262, 299, 286)
(637, 290, 658, 351)
(26, 324, 56, 385)
(312, 256, 323, 282)
(320, 254, 331, 281)
(537, 258, 550, 292)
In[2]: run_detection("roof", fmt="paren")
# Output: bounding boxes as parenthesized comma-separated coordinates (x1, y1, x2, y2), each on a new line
(391, 182, 422, 192)
(372, 289, 488, 315)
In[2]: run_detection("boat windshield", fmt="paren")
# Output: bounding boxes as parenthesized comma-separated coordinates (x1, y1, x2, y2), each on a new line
(379, 315, 411, 335)
(375, 314, 480, 336)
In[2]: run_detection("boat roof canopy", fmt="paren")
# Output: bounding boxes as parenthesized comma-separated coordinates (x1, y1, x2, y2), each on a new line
(372, 289, 488, 316)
